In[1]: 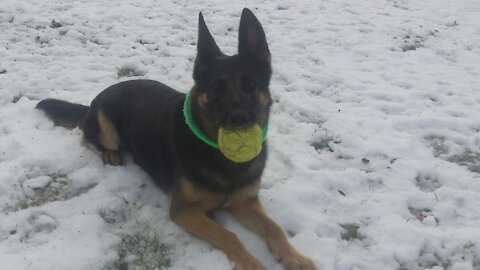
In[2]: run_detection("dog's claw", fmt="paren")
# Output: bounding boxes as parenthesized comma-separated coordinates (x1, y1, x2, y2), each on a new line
(102, 150, 122, 166)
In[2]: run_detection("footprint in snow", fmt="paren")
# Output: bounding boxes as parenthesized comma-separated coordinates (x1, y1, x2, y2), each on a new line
(415, 171, 442, 192)
(27, 212, 58, 233)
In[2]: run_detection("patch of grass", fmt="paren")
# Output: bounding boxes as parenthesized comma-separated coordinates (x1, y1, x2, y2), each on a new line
(6, 184, 67, 212)
(401, 43, 422, 52)
(448, 149, 480, 173)
(416, 245, 452, 270)
(12, 94, 23, 103)
(50, 19, 62, 29)
(117, 66, 145, 78)
(415, 172, 442, 192)
(79, 36, 88, 45)
(340, 223, 363, 241)
(90, 38, 101, 45)
(59, 29, 68, 36)
(401, 34, 425, 52)
(35, 35, 49, 45)
(99, 208, 127, 224)
(396, 32, 426, 52)
(426, 136, 480, 173)
(429, 137, 449, 157)
(106, 223, 171, 270)
(310, 129, 341, 152)
(361, 157, 370, 164)
(4, 173, 97, 212)
(137, 39, 152, 45)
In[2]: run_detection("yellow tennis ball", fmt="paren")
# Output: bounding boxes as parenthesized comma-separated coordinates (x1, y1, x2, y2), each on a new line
(218, 124, 263, 163)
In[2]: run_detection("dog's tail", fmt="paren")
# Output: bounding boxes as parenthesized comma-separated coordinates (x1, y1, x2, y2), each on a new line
(36, 99, 89, 129)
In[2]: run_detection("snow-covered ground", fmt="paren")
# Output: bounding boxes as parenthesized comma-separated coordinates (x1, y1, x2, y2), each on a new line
(1, 0, 480, 269)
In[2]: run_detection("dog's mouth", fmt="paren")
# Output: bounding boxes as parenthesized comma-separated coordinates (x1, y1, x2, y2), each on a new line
(219, 123, 256, 131)
(216, 109, 257, 131)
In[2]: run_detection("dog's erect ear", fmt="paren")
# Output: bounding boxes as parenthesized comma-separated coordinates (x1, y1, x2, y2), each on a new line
(197, 12, 222, 60)
(238, 8, 270, 62)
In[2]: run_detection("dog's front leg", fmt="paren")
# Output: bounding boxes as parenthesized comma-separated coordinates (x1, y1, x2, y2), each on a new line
(171, 201, 265, 270)
(230, 197, 317, 270)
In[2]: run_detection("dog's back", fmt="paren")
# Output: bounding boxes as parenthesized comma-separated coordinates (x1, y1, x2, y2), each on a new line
(37, 79, 185, 189)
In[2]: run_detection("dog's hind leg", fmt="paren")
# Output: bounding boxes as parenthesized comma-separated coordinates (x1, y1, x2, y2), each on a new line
(96, 109, 122, 166)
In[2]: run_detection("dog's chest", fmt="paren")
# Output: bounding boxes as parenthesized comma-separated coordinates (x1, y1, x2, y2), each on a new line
(178, 177, 260, 210)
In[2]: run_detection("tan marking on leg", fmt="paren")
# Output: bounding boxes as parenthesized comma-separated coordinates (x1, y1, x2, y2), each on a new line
(229, 196, 317, 270)
(170, 178, 265, 270)
(97, 110, 120, 150)
(97, 110, 122, 165)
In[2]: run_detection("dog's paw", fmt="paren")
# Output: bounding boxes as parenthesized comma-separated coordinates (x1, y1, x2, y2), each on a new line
(278, 250, 317, 270)
(232, 254, 266, 270)
(102, 150, 122, 166)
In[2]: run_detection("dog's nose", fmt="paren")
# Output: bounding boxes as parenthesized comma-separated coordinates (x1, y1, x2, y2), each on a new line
(228, 109, 250, 127)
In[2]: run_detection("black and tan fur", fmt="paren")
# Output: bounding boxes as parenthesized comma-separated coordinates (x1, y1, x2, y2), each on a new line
(36, 9, 316, 270)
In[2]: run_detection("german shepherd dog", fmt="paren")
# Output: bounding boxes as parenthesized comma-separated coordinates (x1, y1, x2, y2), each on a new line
(36, 9, 316, 270)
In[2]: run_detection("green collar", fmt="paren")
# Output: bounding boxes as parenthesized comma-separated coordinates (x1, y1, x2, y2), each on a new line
(182, 91, 268, 148)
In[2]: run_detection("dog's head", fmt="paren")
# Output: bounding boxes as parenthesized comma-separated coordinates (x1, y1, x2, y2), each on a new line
(191, 8, 272, 134)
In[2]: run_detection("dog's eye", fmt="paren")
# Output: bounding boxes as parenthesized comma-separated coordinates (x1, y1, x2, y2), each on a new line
(242, 76, 257, 91)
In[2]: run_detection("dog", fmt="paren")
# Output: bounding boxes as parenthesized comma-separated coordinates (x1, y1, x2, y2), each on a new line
(36, 8, 316, 270)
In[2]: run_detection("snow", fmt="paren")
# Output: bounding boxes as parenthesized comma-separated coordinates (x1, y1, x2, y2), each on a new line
(1, 0, 480, 269)
(23, 175, 51, 190)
